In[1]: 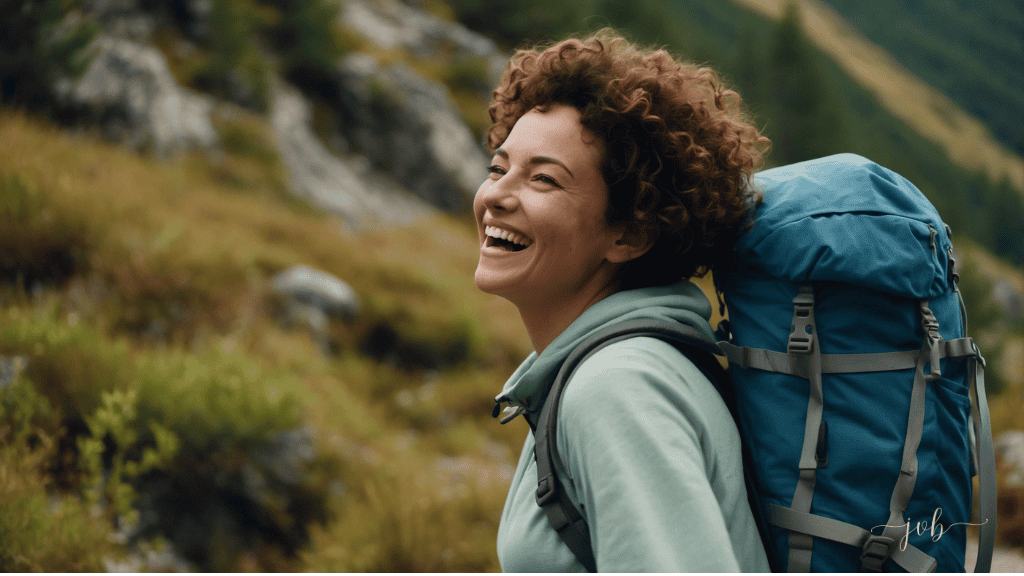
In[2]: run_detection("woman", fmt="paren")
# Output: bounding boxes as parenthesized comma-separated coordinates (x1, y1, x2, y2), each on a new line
(476, 31, 771, 571)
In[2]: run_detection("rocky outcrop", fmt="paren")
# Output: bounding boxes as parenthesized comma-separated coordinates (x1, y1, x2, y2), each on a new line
(0, 355, 29, 392)
(270, 264, 361, 352)
(993, 279, 1024, 321)
(272, 265, 361, 322)
(998, 430, 1024, 486)
(339, 0, 507, 93)
(328, 52, 488, 211)
(271, 80, 433, 226)
(54, 33, 218, 157)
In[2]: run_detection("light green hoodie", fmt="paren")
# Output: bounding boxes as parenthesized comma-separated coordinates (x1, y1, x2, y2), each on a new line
(494, 280, 770, 572)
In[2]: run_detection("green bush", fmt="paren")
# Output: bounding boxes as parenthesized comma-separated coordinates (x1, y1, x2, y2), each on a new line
(0, 305, 131, 436)
(259, 0, 345, 79)
(0, 361, 119, 572)
(0, 0, 99, 111)
(0, 304, 337, 570)
(0, 172, 106, 289)
(443, 56, 492, 94)
(192, 0, 271, 111)
(0, 439, 119, 571)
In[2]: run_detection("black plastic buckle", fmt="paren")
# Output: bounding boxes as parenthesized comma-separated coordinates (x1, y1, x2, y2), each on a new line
(860, 535, 896, 571)
(715, 318, 732, 343)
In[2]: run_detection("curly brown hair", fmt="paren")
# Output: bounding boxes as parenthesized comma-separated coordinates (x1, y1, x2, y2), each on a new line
(487, 31, 770, 289)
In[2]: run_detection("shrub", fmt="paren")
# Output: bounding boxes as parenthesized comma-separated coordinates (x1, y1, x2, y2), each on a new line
(0, 438, 119, 571)
(259, 0, 345, 79)
(0, 304, 338, 571)
(0, 0, 99, 111)
(124, 346, 336, 570)
(0, 305, 131, 439)
(192, 0, 271, 111)
(0, 364, 118, 572)
(0, 172, 106, 290)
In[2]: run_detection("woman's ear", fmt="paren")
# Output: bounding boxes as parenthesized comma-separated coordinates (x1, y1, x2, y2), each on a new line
(606, 221, 658, 264)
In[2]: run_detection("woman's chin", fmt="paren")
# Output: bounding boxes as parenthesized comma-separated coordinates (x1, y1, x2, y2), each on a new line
(474, 267, 503, 295)
(474, 266, 518, 300)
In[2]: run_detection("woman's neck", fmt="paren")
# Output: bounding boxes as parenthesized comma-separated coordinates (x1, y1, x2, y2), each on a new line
(516, 278, 622, 354)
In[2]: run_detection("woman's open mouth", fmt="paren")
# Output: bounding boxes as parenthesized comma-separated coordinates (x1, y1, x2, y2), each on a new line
(484, 225, 532, 252)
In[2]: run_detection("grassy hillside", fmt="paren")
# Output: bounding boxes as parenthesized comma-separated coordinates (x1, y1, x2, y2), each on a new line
(0, 100, 740, 569)
(0, 109, 534, 571)
(818, 0, 1024, 158)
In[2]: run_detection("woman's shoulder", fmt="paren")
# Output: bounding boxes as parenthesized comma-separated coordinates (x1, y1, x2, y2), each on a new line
(553, 331, 725, 449)
(562, 335, 722, 412)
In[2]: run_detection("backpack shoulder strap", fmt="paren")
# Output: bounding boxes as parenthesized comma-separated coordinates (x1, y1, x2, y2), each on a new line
(534, 319, 723, 572)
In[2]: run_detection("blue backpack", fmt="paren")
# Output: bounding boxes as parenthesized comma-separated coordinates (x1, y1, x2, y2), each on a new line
(530, 154, 997, 572)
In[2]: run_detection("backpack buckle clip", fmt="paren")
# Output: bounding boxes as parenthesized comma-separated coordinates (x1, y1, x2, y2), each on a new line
(788, 288, 815, 355)
(860, 534, 897, 571)
(920, 301, 942, 381)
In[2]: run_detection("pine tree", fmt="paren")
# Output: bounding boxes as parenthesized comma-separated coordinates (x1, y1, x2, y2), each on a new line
(764, 3, 849, 164)
(0, 0, 98, 110)
(987, 177, 1024, 265)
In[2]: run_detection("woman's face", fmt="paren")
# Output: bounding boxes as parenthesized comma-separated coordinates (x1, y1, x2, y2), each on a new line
(474, 104, 625, 307)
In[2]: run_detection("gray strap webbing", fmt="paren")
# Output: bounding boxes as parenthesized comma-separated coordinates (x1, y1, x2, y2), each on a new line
(768, 504, 937, 572)
(718, 337, 978, 377)
(785, 286, 824, 573)
(971, 351, 997, 573)
(864, 301, 938, 571)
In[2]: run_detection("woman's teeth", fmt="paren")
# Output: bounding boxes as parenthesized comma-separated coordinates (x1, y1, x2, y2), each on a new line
(485, 226, 532, 248)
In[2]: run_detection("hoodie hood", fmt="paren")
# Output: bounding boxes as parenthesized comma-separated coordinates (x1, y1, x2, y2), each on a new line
(494, 280, 714, 416)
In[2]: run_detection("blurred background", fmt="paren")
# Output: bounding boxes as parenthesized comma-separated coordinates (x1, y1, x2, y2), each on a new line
(1, 0, 1022, 570)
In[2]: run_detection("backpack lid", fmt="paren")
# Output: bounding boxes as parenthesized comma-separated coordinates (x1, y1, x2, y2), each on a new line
(736, 153, 953, 298)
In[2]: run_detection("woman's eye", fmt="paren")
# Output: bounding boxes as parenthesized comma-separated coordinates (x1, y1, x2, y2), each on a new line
(487, 165, 506, 176)
(535, 174, 559, 187)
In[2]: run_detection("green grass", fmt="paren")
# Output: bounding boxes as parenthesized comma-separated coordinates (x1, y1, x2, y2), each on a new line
(0, 110, 530, 570)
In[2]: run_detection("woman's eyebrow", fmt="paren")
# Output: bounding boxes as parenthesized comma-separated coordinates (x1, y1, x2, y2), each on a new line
(494, 147, 574, 178)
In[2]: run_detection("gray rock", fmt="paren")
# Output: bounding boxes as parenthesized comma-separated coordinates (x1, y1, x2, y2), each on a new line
(993, 280, 1024, 321)
(339, 0, 507, 90)
(54, 34, 218, 157)
(271, 79, 433, 226)
(271, 265, 361, 322)
(270, 264, 363, 354)
(0, 356, 29, 392)
(997, 430, 1024, 486)
(330, 52, 489, 211)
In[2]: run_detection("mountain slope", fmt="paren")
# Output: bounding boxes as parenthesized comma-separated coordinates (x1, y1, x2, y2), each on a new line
(816, 0, 1024, 159)
(727, 0, 1024, 194)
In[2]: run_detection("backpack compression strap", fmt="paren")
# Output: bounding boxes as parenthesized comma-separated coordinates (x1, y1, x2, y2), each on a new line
(718, 292, 996, 573)
(718, 334, 995, 572)
(534, 319, 725, 573)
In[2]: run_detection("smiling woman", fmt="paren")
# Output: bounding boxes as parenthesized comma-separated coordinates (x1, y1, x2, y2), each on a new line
(475, 105, 629, 352)
(475, 30, 772, 572)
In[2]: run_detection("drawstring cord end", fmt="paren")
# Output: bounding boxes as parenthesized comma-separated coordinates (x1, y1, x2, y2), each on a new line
(492, 398, 526, 424)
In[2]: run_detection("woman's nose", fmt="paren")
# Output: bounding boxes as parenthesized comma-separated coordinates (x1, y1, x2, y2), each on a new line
(479, 177, 519, 212)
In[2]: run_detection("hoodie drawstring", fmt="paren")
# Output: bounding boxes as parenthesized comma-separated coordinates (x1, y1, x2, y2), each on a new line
(493, 398, 526, 424)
